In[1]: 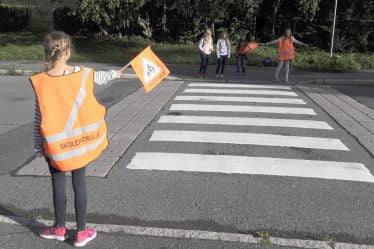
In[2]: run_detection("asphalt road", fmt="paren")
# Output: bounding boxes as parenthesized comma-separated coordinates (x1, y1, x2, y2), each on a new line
(1, 78, 373, 248)
(109, 81, 374, 244)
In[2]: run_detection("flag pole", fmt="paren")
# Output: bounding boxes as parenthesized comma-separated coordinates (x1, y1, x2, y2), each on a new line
(330, 0, 338, 58)
(120, 45, 152, 72)
(120, 61, 131, 72)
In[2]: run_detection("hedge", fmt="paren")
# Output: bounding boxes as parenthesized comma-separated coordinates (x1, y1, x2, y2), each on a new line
(0, 4, 30, 32)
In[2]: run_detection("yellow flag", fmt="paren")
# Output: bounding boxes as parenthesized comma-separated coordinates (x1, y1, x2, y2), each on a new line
(130, 46, 170, 93)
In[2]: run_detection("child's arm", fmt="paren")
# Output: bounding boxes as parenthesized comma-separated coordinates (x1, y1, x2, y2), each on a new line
(228, 42, 231, 58)
(94, 70, 121, 85)
(266, 39, 279, 45)
(216, 40, 221, 58)
(34, 100, 44, 157)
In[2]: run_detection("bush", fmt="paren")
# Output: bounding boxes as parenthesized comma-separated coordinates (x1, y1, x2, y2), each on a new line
(0, 4, 30, 32)
(53, 7, 85, 35)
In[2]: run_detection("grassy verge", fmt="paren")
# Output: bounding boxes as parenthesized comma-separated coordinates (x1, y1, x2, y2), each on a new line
(0, 31, 373, 72)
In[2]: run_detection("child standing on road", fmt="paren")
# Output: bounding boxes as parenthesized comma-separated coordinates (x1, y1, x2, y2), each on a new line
(197, 29, 214, 79)
(236, 31, 249, 75)
(31, 31, 121, 247)
(266, 28, 308, 82)
(215, 31, 231, 79)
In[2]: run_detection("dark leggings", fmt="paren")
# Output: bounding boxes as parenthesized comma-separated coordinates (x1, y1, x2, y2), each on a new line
(47, 159, 87, 231)
(215, 55, 228, 74)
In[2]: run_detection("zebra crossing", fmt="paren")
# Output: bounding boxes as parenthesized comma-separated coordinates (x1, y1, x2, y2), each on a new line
(126, 81, 374, 183)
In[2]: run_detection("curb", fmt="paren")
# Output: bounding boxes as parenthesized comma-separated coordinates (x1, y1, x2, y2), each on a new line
(0, 68, 182, 81)
(295, 79, 374, 86)
(1, 214, 373, 249)
(0, 67, 372, 85)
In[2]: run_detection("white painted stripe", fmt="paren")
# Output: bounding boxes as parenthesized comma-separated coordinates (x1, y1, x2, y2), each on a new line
(184, 88, 298, 96)
(158, 116, 333, 130)
(188, 83, 292, 90)
(128, 153, 374, 183)
(1, 215, 373, 249)
(170, 104, 316, 115)
(175, 95, 306, 105)
(150, 130, 349, 150)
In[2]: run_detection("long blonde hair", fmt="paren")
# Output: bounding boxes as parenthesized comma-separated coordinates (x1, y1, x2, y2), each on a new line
(43, 31, 72, 71)
(202, 29, 213, 47)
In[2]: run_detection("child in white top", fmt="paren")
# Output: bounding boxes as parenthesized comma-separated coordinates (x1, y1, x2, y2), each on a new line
(215, 31, 231, 78)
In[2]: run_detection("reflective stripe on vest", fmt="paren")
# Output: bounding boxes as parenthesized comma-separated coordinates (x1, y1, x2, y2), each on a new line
(48, 131, 107, 161)
(278, 38, 295, 61)
(44, 68, 98, 144)
(31, 66, 108, 171)
(44, 68, 105, 161)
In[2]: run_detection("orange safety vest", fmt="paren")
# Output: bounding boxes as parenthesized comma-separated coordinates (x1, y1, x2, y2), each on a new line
(278, 37, 295, 61)
(237, 39, 248, 55)
(30, 66, 108, 171)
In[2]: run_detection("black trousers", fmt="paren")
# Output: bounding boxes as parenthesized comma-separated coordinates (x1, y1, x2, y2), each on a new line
(216, 55, 228, 74)
(47, 159, 87, 231)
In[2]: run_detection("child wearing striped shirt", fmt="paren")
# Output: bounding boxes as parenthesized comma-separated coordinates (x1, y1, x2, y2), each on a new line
(34, 31, 121, 247)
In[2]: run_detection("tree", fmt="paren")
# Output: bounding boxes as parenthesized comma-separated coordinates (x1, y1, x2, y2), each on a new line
(228, 0, 263, 37)
(76, 0, 149, 37)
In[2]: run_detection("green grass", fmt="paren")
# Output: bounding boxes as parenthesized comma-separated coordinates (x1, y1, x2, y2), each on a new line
(0, 30, 373, 72)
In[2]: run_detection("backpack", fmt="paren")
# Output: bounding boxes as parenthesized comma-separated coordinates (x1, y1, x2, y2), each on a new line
(196, 39, 205, 54)
(263, 57, 272, 67)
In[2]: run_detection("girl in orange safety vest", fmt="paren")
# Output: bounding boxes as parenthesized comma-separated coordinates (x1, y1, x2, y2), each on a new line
(266, 28, 308, 82)
(31, 31, 121, 247)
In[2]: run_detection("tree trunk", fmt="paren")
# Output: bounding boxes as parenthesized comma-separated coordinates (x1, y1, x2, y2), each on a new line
(271, 0, 282, 38)
(162, 2, 167, 33)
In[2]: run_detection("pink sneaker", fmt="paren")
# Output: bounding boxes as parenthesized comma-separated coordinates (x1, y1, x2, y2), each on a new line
(74, 228, 97, 247)
(39, 226, 68, 241)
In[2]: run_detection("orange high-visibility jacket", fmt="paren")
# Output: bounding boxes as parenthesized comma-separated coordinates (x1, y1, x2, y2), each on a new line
(30, 66, 108, 171)
(278, 37, 295, 61)
(236, 39, 248, 55)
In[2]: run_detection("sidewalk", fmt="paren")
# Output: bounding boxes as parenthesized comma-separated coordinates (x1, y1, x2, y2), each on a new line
(0, 60, 373, 85)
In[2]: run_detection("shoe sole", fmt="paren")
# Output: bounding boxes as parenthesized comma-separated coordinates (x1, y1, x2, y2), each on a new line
(39, 233, 68, 241)
(74, 232, 97, 247)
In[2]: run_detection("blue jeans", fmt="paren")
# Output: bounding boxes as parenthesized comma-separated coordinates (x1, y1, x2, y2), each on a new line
(216, 55, 228, 75)
(237, 54, 247, 73)
(199, 53, 210, 74)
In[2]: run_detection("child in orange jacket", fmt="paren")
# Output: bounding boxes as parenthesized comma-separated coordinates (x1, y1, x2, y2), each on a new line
(31, 31, 121, 247)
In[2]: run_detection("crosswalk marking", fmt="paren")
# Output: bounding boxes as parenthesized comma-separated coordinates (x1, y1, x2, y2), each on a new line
(158, 115, 333, 130)
(127, 153, 374, 183)
(174, 95, 306, 105)
(170, 104, 316, 115)
(188, 83, 292, 90)
(150, 130, 349, 150)
(125, 81, 371, 184)
(184, 88, 298, 96)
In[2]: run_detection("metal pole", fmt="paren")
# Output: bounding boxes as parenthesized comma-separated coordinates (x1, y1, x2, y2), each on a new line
(330, 0, 338, 57)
